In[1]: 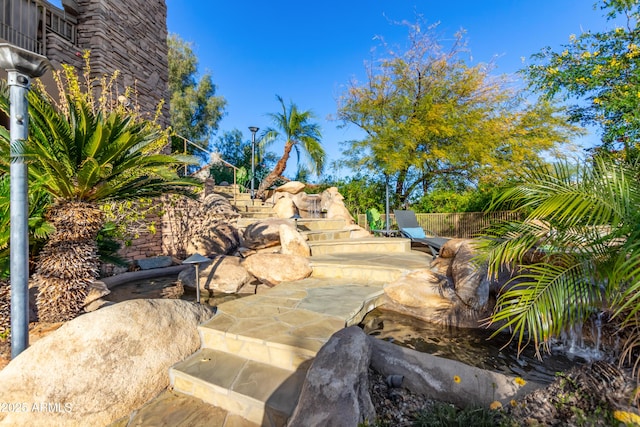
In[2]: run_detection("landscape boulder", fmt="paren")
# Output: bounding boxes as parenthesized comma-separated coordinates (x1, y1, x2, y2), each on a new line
(275, 181, 306, 195)
(288, 326, 375, 426)
(187, 222, 242, 257)
(320, 187, 355, 224)
(242, 253, 312, 286)
(178, 255, 254, 294)
(272, 194, 299, 219)
(279, 224, 311, 257)
(0, 299, 213, 427)
(242, 218, 295, 250)
(382, 239, 493, 327)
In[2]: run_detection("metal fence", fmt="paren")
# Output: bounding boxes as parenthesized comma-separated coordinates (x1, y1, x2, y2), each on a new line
(357, 211, 523, 239)
(0, 0, 77, 55)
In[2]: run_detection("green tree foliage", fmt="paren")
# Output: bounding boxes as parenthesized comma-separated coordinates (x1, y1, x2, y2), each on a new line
(337, 18, 582, 205)
(523, 0, 640, 160)
(481, 155, 640, 372)
(208, 129, 276, 188)
(334, 173, 390, 216)
(256, 95, 325, 198)
(168, 33, 227, 162)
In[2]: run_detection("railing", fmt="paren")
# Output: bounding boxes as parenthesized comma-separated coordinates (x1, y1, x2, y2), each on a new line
(358, 211, 523, 239)
(0, 0, 77, 55)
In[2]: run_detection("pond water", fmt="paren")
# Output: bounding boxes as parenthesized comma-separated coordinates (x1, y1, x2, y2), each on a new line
(360, 307, 592, 384)
(103, 274, 244, 307)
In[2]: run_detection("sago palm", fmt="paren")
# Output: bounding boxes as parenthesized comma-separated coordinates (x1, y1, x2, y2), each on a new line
(0, 75, 199, 322)
(481, 155, 640, 368)
(255, 95, 325, 199)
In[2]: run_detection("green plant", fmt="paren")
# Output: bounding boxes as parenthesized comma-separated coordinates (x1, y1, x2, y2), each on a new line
(0, 58, 200, 322)
(412, 402, 515, 427)
(481, 155, 640, 373)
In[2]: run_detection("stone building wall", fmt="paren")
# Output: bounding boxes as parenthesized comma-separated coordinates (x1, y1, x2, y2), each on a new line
(70, 0, 170, 127)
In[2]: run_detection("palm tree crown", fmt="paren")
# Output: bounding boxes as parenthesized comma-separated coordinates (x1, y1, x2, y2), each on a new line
(481, 155, 640, 371)
(256, 95, 325, 198)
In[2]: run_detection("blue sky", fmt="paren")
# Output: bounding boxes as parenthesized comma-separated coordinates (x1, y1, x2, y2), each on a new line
(165, 1, 617, 179)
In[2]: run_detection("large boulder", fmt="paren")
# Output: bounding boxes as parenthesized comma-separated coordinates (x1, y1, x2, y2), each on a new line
(275, 181, 306, 195)
(164, 193, 241, 259)
(272, 194, 299, 219)
(288, 326, 375, 426)
(279, 224, 311, 257)
(383, 269, 453, 310)
(187, 222, 242, 257)
(178, 255, 254, 294)
(242, 253, 312, 286)
(0, 299, 213, 427)
(320, 187, 355, 224)
(242, 218, 295, 250)
(450, 240, 490, 311)
(382, 239, 493, 327)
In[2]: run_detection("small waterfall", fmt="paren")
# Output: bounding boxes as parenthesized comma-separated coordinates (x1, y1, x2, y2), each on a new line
(553, 315, 604, 362)
(307, 195, 321, 218)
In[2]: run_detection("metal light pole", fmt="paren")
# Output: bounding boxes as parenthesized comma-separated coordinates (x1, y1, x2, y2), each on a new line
(384, 173, 390, 232)
(182, 253, 211, 303)
(248, 126, 259, 199)
(0, 44, 50, 358)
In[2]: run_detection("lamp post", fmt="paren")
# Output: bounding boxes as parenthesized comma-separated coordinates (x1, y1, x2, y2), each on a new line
(0, 43, 50, 358)
(248, 126, 259, 199)
(182, 253, 211, 303)
(384, 173, 390, 232)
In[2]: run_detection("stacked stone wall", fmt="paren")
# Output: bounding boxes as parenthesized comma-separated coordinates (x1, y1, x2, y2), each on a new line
(73, 0, 170, 127)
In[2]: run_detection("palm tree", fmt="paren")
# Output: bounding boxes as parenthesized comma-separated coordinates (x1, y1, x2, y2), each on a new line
(0, 73, 199, 322)
(255, 95, 325, 199)
(481, 155, 640, 371)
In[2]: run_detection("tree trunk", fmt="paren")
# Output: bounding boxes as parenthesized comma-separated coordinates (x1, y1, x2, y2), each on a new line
(34, 202, 104, 322)
(256, 140, 294, 199)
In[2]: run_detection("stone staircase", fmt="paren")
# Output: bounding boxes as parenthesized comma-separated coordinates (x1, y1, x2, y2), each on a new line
(167, 186, 426, 426)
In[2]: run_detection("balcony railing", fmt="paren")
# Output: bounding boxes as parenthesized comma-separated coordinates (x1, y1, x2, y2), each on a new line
(0, 0, 77, 55)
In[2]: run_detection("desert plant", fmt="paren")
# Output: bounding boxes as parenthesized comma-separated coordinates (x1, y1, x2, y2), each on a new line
(0, 61, 199, 322)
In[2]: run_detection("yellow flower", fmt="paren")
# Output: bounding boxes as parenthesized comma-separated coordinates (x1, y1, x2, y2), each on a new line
(453, 375, 461, 383)
(594, 98, 601, 105)
(510, 399, 518, 407)
(582, 51, 592, 59)
(547, 67, 558, 75)
(514, 377, 527, 386)
(489, 401, 503, 410)
(613, 410, 640, 424)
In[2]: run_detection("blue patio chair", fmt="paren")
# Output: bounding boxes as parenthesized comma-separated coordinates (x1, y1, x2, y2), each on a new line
(394, 209, 450, 258)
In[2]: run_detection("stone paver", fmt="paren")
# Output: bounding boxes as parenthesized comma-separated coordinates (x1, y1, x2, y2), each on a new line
(168, 250, 432, 426)
(103, 229, 432, 427)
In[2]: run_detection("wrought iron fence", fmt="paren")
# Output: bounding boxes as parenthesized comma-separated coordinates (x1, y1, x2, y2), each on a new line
(357, 211, 523, 239)
(0, 0, 77, 55)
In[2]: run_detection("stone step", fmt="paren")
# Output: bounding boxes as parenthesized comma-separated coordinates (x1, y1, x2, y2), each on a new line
(170, 348, 309, 427)
(309, 251, 432, 283)
(295, 218, 346, 231)
(197, 309, 333, 371)
(308, 237, 410, 256)
(303, 229, 352, 241)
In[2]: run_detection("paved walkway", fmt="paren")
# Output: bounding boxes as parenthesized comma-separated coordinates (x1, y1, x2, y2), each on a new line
(112, 250, 432, 427)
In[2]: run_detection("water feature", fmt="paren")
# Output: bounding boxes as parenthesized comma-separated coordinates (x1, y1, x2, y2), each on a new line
(104, 274, 245, 307)
(360, 307, 595, 384)
(306, 194, 322, 218)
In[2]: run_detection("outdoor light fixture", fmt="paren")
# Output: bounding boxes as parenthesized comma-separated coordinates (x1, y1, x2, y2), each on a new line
(248, 126, 259, 199)
(182, 253, 211, 303)
(0, 43, 50, 358)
